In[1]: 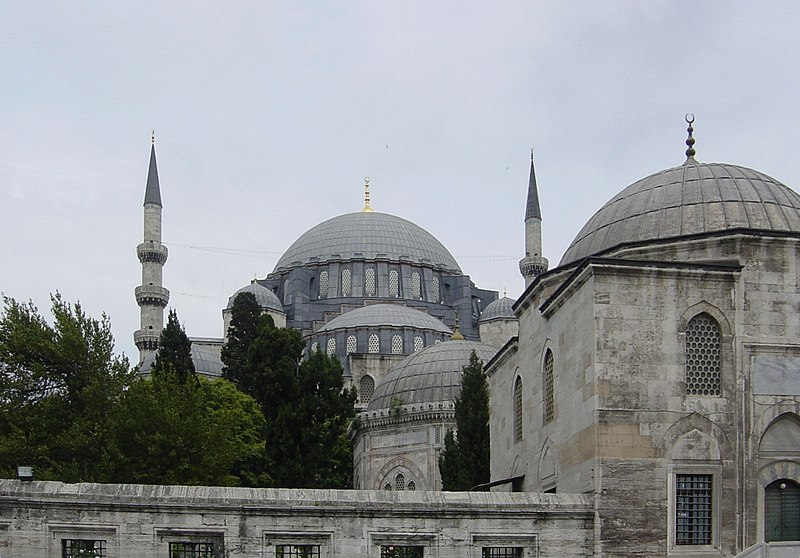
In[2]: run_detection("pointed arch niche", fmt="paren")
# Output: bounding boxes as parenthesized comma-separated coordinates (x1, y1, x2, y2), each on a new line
(758, 414, 800, 542)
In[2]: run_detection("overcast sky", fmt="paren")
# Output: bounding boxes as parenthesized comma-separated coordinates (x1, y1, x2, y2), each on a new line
(3, 1, 800, 362)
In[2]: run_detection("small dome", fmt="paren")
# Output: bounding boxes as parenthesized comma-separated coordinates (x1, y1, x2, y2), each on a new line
(226, 282, 282, 312)
(137, 344, 223, 379)
(367, 340, 497, 410)
(273, 211, 461, 273)
(561, 162, 800, 265)
(317, 304, 452, 334)
(479, 297, 515, 323)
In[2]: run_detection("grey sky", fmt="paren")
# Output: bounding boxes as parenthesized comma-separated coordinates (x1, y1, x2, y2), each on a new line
(3, 1, 799, 362)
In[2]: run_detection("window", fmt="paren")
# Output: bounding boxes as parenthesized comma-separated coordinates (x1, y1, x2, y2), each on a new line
(675, 474, 713, 545)
(318, 271, 328, 299)
(381, 546, 423, 558)
(275, 545, 320, 558)
(310, 341, 318, 353)
(431, 276, 440, 303)
(360, 375, 375, 404)
(411, 272, 421, 299)
(346, 335, 357, 354)
(384, 483, 392, 491)
(283, 279, 290, 304)
(169, 542, 216, 557)
(543, 350, 555, 424)
(62, 539, 106, 557)
(482, 548, 522, 558)
(341, 269, 351, 297)
(685, 313, 721, 396)
(513, 376, 523, 443)
(389, 270, 400, 297)
(368, 334, 380, 353)
(765, 479, 800, 542)
(365, 268, 376, 296)
(407, 480, 416, 491)
(391, 334, 403, 354)
(395, 473, 405, 490)
(326, 338, 336, 356)
(414, 336, 424, 352)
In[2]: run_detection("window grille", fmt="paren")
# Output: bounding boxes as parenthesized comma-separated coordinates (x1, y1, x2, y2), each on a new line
(414, 336, 424, 352)
(407, 481, 416, 491)
(395, 473, 405, 490)
(384, 483, 392, 491)
(341, 269, 352, 297)
(431, 276, 440, 303)
(365, 268, 376, 296)
(169, 542, 216, 558)
(389, 270, 399, 297)
(62, 539, 107, 558)
(360, 375, 375, 404)
(513, 376, 523, 443)
(326, 338, 336, 356)
(283, 279, 290, 304)
(676, 474, 713, 545)
(685, 313, 721, 396)
(319, 271, 328, 299)
(310, 341, 318, 353)
(765, 479, 800, 542)
(543, 350, 555, 424)
(482, 548, 523, 558)
(368, 334, 380, 353)
(275, 545, 321, 558)
(381, 546, 423, 558)
(346, 335, 357, 354)
(434, 426, 441, 444)
(391, 334, 403, 354)
(411, 272, 421, 299)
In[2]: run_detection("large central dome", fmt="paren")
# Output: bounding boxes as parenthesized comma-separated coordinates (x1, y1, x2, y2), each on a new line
(560, 161, 800, 265)
(273, 211, 461, 273)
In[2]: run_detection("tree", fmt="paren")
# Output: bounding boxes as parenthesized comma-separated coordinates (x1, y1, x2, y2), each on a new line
(221, 291, 262, 390)
(0, 294, 133, 482)
(438, 351, 490, 491)
(151, 309, 195, 383)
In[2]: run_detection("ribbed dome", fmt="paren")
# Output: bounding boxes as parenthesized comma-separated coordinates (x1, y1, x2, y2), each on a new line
(317, 304, 451, 334)
(560, 161, 800, 265)
(273, 211, 461, 273)
(367, 340, 497, 410)
(226, 282, 282, 312)
(479, 296, 515, 322)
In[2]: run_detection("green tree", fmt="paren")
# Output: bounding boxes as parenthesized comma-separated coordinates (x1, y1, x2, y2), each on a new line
(151, 309, 195, 383)
(438, 351, 490, 491)
(221, 291, 262, 390)
(0, 294, 133, 482)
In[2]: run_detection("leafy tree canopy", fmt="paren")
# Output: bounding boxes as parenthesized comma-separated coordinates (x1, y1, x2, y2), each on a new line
(151, 309, 195, 384)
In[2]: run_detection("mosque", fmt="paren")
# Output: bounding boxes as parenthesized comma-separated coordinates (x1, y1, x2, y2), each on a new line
(3, 119, 800, 557)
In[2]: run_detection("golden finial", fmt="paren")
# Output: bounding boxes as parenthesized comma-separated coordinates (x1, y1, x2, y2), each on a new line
(451, 316, 465, 341)
(684, 113, 696, 161)
(151, 130, 155, 145)
(362, 176, 374, 212)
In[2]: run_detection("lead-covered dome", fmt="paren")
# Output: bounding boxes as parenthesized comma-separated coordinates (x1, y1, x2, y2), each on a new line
(479, 296, 515, 323)
(273, 212, 461, 273)
(226, 281, 282, 312)
(367, 340, 496, 410)
(561, 161, 800, 265)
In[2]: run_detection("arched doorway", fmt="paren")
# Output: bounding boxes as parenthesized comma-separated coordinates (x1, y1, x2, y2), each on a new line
(765, 479, 800, 542)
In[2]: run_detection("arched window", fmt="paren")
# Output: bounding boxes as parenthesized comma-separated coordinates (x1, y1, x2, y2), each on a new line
(360, 375, 375, 404)
(346, 335, 357, 354)
(383, 483, 392, 491)
(513, 376, 523, 443)
(283, 279, 290, 305)
(326, 338, 336, 356)
(686, 313, 721, 396)
(765, 479, 800, 542)
(395, 473, 405, 491)
(391, 334, 403, 354)
(407, 481, 416, 491)
(368, 334, 380, 353)
(414, 336, 424, 352)
(319, 270, 329, 299)
(431, 276, 440, 303)
(365, 268, 376, 296)
(310, 341, 319, 353)
(543, 350, 555, 424)
(341, 269, 352, 297)
(389, 269, 400, 297)
(411, 272, 421, 299)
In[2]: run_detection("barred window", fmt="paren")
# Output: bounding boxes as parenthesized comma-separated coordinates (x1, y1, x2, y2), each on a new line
(513, 376, 523, 443)
(319, 271, 329, 299)
(414, 336, 424, 352)
(283, 279, 290, 305)
(407, 480, 416, 491)
(543, 350, 555, 424)
(395, 473, 405, 490)
(326, 338, 336, 356)
(365, 268, 376, 296)
(685, 313, 721, 396)
(381, 546, 423, 558)
(169, 542, 216, 557)
(431, 276, 440, 303)
(391, 334, 403, 354)
(360, 375, 375, 404)
(341, 269, 352, 297)
(676, 474, 713, 545)
(389, 270, 400, 297)
(482, 548, 522, 558)
(411, 272, 421, 299)
(368, 334, 380, 353)
(62, 539, 106, 558)
(275, 545, 320, 558)
(346, 335, 357, 354)
(765, 478, 800, 542)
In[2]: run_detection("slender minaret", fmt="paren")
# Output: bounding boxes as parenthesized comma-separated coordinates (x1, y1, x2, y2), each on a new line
(134, 133, 170, 363)
(519, 150, 548, 287)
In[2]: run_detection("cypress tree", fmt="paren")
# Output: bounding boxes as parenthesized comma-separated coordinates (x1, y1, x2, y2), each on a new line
(152, 309, 195, 384)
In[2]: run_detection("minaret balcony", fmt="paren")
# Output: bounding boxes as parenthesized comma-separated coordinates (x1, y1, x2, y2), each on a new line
(135, 285, 170, 307)
(519, 255, 549, 279)
(134, 329, 161, 350)
(137, 242, 169, 264)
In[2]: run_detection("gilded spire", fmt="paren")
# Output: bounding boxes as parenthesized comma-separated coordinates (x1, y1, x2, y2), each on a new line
(684, 113, 697, 163)
(362, 176, 374, 212)
(451, 316, 465, 341)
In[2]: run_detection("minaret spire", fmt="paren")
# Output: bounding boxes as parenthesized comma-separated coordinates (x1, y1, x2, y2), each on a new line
(362, 176, 374, 212)
(134, 134, 170, 363)
(519, 150, 548, 287)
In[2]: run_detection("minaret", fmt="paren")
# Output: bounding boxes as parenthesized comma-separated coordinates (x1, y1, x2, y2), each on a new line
(134, 134, 170, 363)
(519, 150, 548, 287)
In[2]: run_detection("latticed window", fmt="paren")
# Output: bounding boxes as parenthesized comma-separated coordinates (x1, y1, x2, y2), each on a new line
(482, 548, 523, 558)
(411, 272, 421, 299)
(275, 545, 320, 558)
(676, 474, 713, 545)
(169, 542, 216, 557)
(365, 268, 376, 296)
(341, 269, 352, 297)
(360, 375, 375, 404)
(513, 376, 523, 443)
(326, 338, 336, 356)
(434, 426, 441, 444)
(368, 334, 380, 353)
(389, 270, 400, 297)
(685, 313, 721, 396)
(62, 539, 106, 557)
(431, 276, 440, 303)
(381, 546, 423, 558)
(543, 350, 555, 424)
(346, 335, 357, 354)
(765, 479, 800, 542)
(310, 341, 319, 353)
(395, 473, 405, 490)
(384, 483, 392, 491)
(391, 334, 403, 354)
(283, 279, 290, 304)
(319, 270, 329, 299)
(414, 336, 424, 352)
(407, 481, 416, 491)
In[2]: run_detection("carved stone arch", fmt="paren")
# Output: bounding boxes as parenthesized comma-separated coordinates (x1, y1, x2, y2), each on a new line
(758, 460, 800, 487)
(754, 405, 800, 444)
(374, 457, 426, 491)
(678, 301, 732, 336)
(760, 413, 800, 455)
(663, 412, 732, 461)
(539, 338, 555, 368)
(678, 302, 733, 398)
(537, 438, 560, 491)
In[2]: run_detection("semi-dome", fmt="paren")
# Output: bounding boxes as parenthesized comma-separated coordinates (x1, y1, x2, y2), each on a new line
(273, 211, 461, 274)
(479, 296, 515, 322)
(317, 304, 452, 334)
(560, 161, 800, 266)
(137, 344, 223, 379)
(226, 281, 282, 312)
(367, 340, 497, 410)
